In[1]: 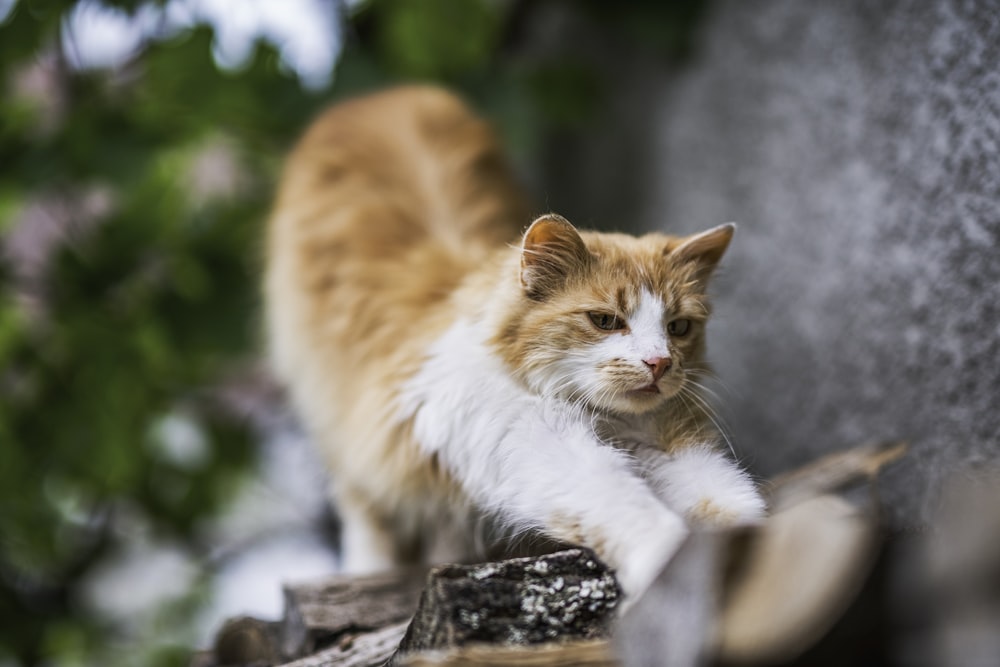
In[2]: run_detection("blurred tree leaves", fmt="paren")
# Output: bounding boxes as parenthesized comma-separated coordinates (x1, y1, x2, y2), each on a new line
(0, 0, 704, 664)
(0, 2, 323, 663)
(373, 0, 500, 79)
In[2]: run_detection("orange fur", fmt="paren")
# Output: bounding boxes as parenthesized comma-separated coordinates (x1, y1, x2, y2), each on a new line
(265, 85, 734, 570)
(266, 87, 530, 563)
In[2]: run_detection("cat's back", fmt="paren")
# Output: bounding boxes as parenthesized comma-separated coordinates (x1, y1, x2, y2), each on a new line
(270, 84, 526, 265)
(265, 85, 528, 408)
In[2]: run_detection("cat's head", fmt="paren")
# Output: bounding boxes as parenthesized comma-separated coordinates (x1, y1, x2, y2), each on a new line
(497, 214, 733, 416)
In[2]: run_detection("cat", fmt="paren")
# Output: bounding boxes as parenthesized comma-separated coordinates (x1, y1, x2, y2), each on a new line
(264, 85, 765, 603)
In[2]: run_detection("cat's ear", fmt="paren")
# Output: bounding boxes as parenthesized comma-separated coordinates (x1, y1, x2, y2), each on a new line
(669, 223, 736, 284)
(520, 214, 590, 299)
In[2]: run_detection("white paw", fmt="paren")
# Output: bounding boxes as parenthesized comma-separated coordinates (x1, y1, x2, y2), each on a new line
(686, 486, 766, 527)
(650, 445, 767, 528)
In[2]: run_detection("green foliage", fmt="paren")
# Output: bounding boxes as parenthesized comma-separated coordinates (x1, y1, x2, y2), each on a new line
(0, 3, 329, 664)
(373, 0, 500, 80)
(0, 0, 705, 664)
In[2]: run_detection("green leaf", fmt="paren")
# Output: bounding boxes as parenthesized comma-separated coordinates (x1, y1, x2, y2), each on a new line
(375, 0, 500, 79)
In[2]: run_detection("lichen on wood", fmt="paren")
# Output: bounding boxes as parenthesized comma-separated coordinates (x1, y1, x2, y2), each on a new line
(392, 548, 620, 661)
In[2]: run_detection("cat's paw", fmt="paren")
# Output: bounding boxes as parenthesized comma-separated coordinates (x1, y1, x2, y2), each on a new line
(649, 444, 767, 528)
(686, 486, 766, 528)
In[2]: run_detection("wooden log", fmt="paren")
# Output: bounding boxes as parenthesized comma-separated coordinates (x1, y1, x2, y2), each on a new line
(716, 494, 879, 663)
(278, 621, 410, 667)
(279, 569, 426, 659)
(200, 439, 908, 667)
(391, 549, 619, 663)
(766, 440, 908, 510)
(212, 616, 282, 666)
(616, 440, 907, 666)
(398, 639, 616, 666)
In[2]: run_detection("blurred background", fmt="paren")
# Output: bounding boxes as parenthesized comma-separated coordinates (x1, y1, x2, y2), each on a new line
(1, 0, 998, 666)
(0, 1, 704, 664)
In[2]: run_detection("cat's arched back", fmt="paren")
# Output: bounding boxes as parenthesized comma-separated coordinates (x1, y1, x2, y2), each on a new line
(268, 86, 529, 377)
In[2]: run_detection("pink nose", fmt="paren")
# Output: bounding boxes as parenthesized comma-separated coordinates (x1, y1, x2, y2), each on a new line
(644, 356, 672, 382)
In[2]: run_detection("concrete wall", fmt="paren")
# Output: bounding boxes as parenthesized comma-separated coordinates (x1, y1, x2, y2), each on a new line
(548, 0, 1000, 526)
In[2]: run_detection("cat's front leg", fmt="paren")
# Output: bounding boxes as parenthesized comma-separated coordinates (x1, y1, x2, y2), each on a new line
(336, 488, 400, 573)
(639, 444, 766, 528)
(442, 409, 689, 602)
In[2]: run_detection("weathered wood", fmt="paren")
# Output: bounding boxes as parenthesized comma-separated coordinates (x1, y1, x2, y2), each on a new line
(202, 440, 909, 667)
(392, 549, 619, 663)
(399, 639, 617, 666)
(717, 494, 878, 663)
(278, 621, 410, 667)
(616, 440, 907, 666)
(711, 441, 907, 664)
(213, 616, 282, 666)
(767, 440, 908, 510)
(280, 569, 426, 659)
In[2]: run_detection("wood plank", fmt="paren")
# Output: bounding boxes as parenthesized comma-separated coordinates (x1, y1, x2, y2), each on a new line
(280, 569, 426, 658)
(767, 440, 908, 510)
(279, 621, 410, 667)
(392, 549, 618, 659)
(202, 439, 910, 667)
(399, 639, 617, 666)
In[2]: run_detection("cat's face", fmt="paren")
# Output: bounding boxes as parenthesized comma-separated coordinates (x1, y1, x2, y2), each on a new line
(497, 215, 732, 416)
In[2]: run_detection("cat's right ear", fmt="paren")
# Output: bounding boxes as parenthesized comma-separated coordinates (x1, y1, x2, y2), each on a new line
(669, 222, 736, 286)
(520, 214, 590, 299)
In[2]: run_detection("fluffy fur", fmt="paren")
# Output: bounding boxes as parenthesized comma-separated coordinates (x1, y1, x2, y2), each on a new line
(265, 86, 764, 601)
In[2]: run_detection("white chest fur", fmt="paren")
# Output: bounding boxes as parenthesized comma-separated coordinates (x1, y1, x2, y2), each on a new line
(398, 317, 764, 602)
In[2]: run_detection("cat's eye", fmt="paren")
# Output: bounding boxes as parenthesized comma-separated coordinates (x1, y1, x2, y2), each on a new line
(668, 319, 692, 337)
(588, 312, 625, 332)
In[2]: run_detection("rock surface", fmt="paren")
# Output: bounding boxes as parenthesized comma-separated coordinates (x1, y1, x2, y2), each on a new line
(538, 0, 1000, 529)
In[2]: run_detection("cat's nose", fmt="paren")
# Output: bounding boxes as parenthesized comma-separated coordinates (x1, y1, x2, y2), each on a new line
(644, 356, 672, 382)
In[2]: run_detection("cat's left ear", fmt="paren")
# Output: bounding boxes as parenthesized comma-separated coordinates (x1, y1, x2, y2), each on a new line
(520, 214, 591, 299)
(669, 223, 736, 284)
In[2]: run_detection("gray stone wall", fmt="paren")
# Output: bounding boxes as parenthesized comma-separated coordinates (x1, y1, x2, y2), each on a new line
(641, 0, 1000, 526)
(545, 0, 1000, 527)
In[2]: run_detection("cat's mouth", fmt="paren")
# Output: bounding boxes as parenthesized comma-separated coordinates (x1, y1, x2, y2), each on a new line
(633, 383, 661, 395)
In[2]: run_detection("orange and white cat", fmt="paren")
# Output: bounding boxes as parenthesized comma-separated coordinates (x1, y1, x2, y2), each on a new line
(265, 86, 764, 601)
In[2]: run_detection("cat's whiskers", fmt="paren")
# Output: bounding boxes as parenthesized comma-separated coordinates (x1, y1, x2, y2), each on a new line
(682, 376, 729, 414)
(671, 385, 703, 433)
(682, 376, 729, 419)
(686, 367, 736, 401)
(588, 383, 615, 415)
(514, 362, 576, 398)
(550, 373, 588, 404)
(677, 383, 736, 459)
